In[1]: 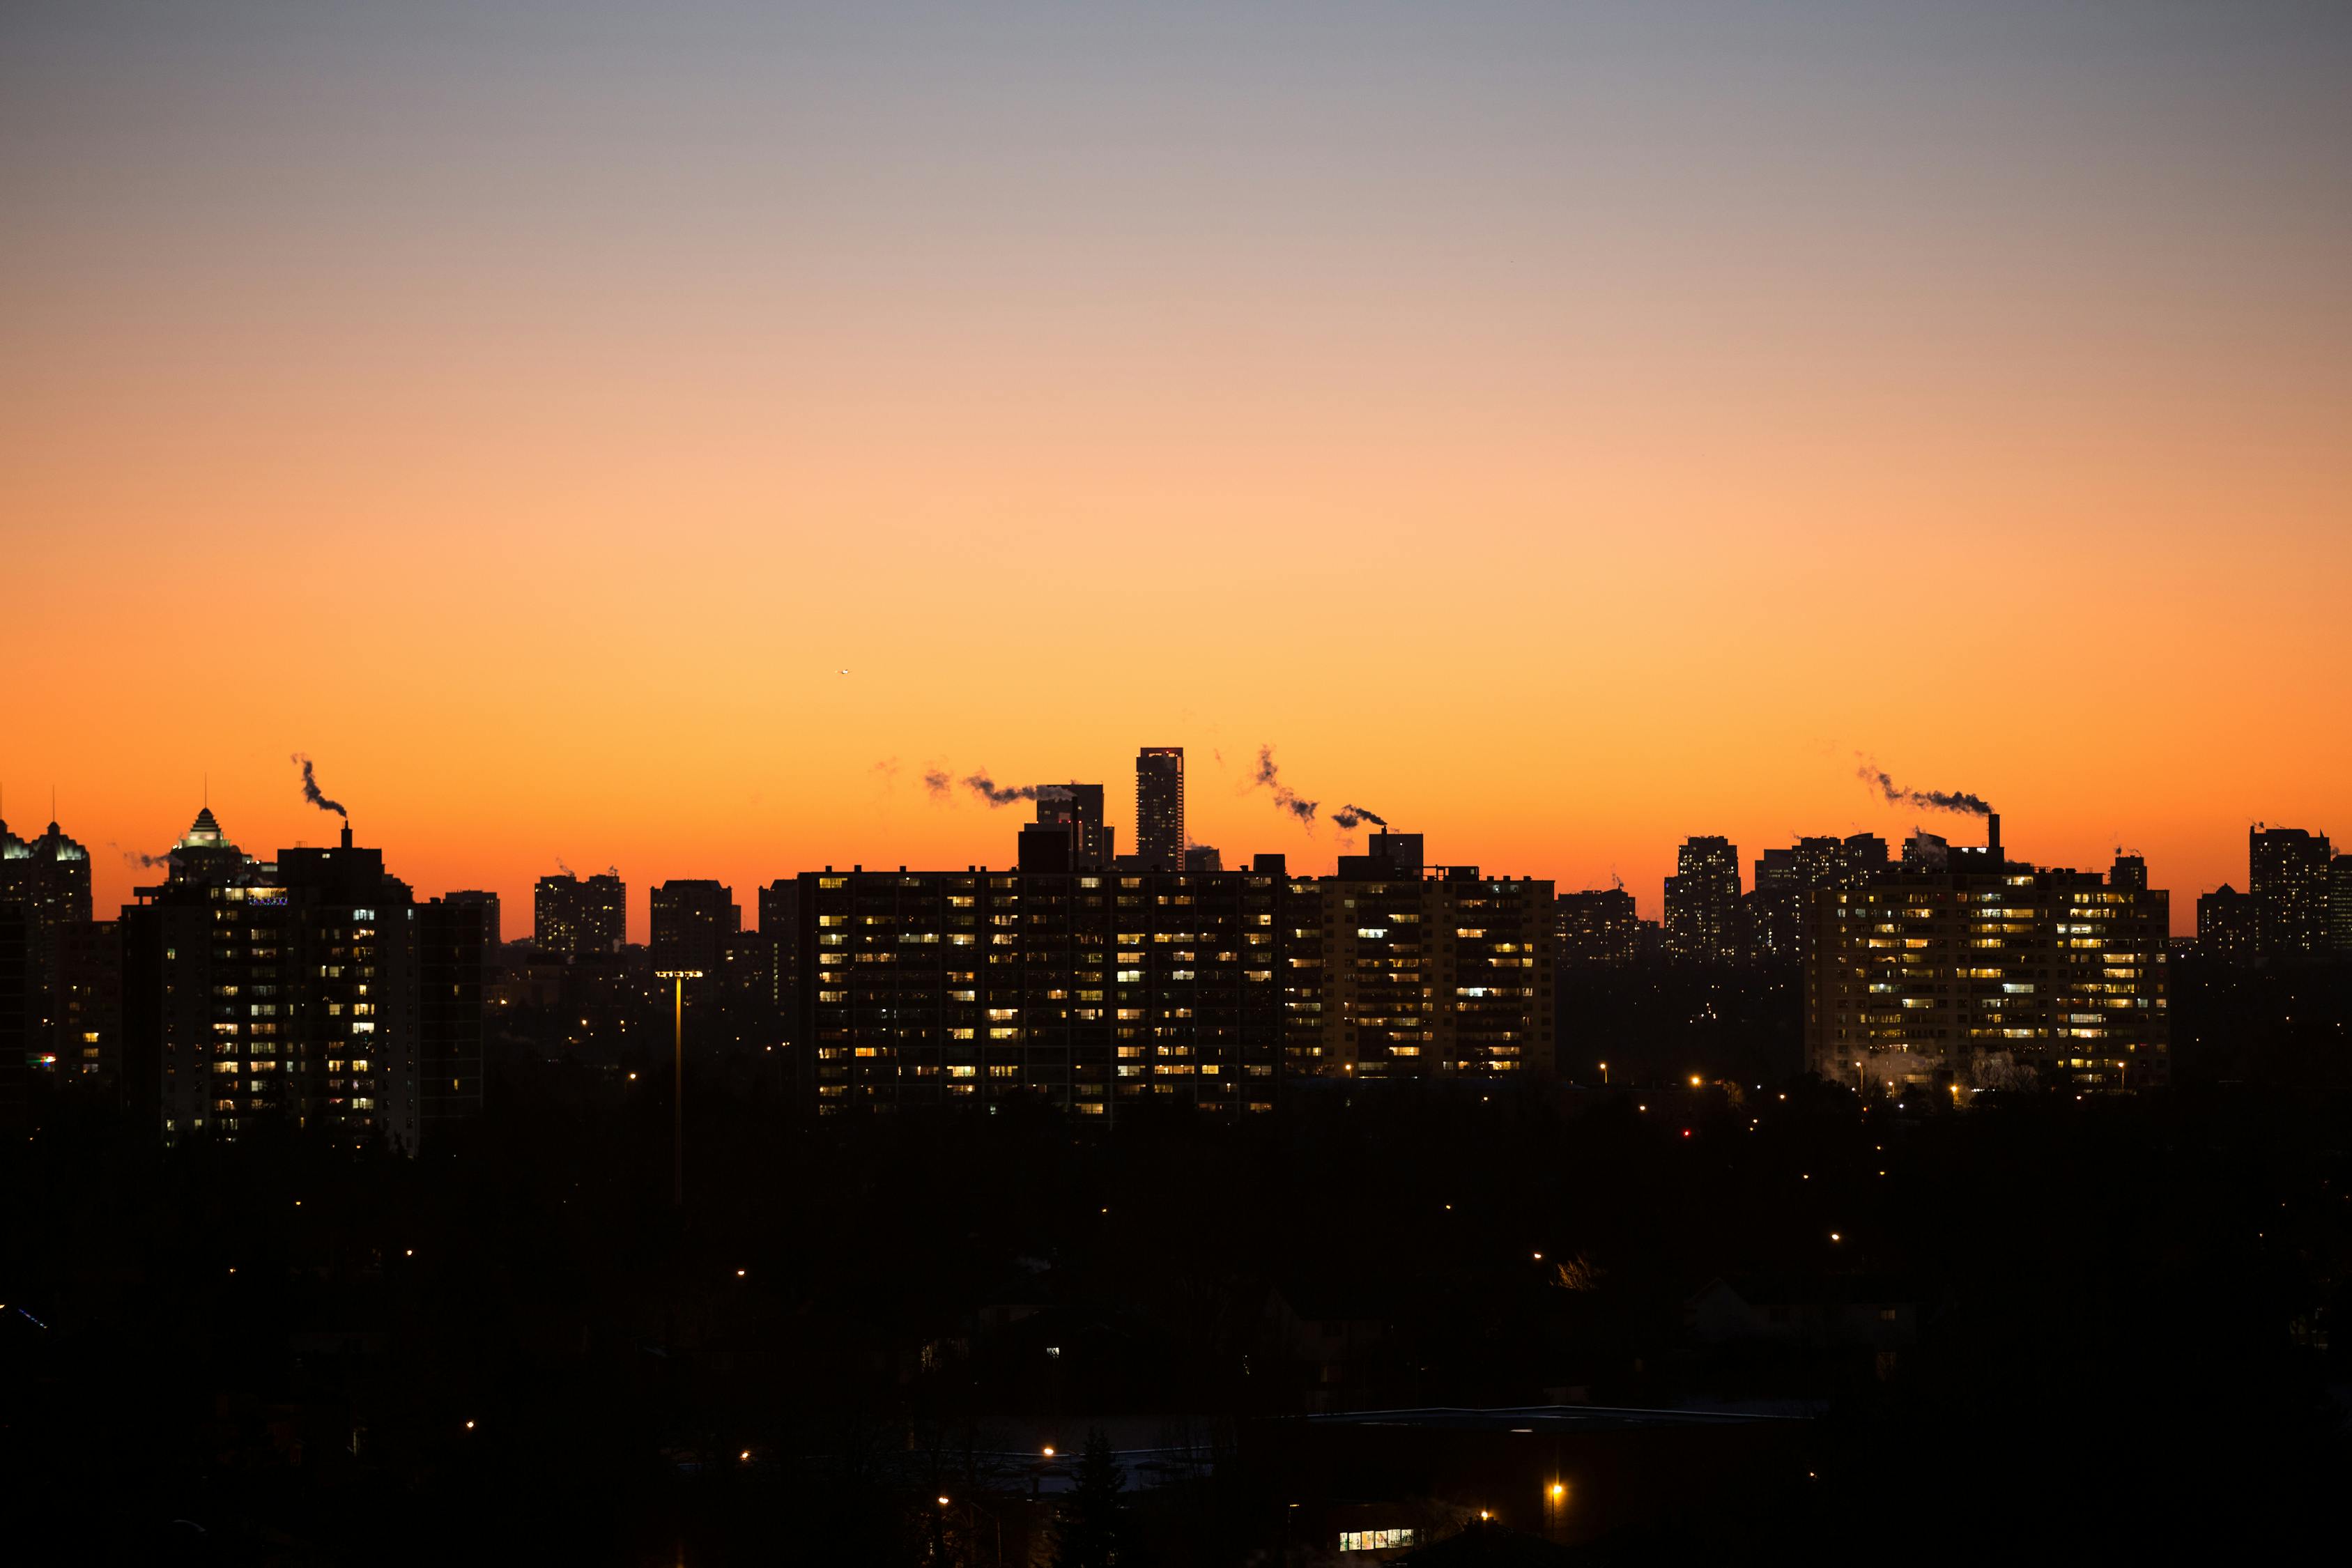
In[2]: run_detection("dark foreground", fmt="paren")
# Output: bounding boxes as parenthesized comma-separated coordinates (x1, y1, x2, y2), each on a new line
(6, 1057, 2346, 1565)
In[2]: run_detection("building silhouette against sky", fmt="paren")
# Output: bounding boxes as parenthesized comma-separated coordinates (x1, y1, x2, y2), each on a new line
(2249, 825, 2332, 960)
(1135, 746, 1185, 873)
(534, 869, 625, 956)
(1663, 836, 1742, 964)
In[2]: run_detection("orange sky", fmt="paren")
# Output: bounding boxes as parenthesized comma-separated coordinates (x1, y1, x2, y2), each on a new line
(4, 3, 2348, 937)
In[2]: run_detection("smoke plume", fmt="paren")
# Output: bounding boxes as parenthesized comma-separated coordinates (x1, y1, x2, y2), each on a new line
(961, 772, 1072, 808)
(923, 767, 952, 801)
(1250, 745, 1321, 828)
(1857, 762, 1992, 817)
(292, 753, 347, 817)
(111, 841, 169, 868)
(1332, 803, 1388, 830)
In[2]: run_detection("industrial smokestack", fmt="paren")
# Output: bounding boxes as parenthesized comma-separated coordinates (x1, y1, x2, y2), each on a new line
(341, 823, 353, 850)
(1986, 812, 2001, 863)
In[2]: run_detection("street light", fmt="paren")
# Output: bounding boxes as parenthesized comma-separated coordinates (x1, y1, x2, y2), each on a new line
(655, 969, 704, 1207)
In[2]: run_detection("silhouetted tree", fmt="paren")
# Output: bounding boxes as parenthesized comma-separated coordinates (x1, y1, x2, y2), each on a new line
(1054, 1428, 1125, 1568)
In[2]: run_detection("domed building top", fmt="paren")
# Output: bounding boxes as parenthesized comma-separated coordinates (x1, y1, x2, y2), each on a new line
(0, 817, 26, 860)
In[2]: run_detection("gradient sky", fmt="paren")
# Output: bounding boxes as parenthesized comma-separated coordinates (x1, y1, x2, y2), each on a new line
(5, 1, 2349, 937)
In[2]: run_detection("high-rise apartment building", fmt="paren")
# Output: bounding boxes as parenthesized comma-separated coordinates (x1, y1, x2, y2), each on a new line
(418, 894, 491, 1135)
(56, 919, 121, 1087)
(533, 871, 626, 956)
(2249, 827, 2333, 960)
(650, 879, 739, 979)
(798, 837, 1551, 1116)
(1036, 783, 1113, 868)
(1, 814, 95, 1097)
(758, 878, 803, 1020)
(1555, 889, 1638, 968)
(1296, 836, 1555, 1081)
(121, 807, 424, 1149)
(2196, 885, 2254, 964)
(1135, 747, 1185, 873)
(2333, 855, 2352, 955)
(799, 864, 1289, 1118)
(1805, 838, 2168, 1096)
(437, 889, 501, 955)
(1748, 834, 1889, 962)
(1663, 836, 1742, 964)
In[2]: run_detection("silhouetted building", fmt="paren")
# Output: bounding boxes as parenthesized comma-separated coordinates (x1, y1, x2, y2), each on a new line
(721, 927, 778, 1013)
(2109, 854, 2149, 892)
(534, 870, 626, 956)
(650, 879, 739, 978)
(2334, 855, 2352, 955)
(122, 806, 423, 1148)
(1337, 831, 1424, 882)
(436, 889, 501, 958)
(757, 879, 802, 1020)
(0, 814, 94, 1096)
(1019, 820, 1078, 873)
(2196, 885, 2254, 966)
(56, 919, 121, 1089)
(1036, 783, 1113, 868)
(1663, 836, 1742, 964)
(1185, 845, 1224, 873)
(418, 895, 490, 1136)
(2250, 826, 2332, 960)
(1805, 824, 2168, 1096)
(1555, 889, 1638, 969)
(1900, 832, 1949, 871)
(1135, 746, 1185, 873)
(1748, 834, 1888, 961)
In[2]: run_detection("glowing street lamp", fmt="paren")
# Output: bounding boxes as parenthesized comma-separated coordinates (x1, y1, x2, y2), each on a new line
(655, 969, 704, 1207)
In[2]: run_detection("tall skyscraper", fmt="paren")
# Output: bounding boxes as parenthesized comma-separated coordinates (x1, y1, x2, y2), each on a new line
(2249, 826, 2332, 960)
(1663, 836, 1742, 964)
(534, 871, 626, 956)
(1135, 747, 1185, 873)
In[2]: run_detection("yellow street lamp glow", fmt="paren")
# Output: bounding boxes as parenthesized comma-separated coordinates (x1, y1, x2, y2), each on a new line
(938, 1496, 951, 1507)
(1043, 1446, 1056, 1457)
(1689, 1075, 1701, 1086)
(1551, 1483, 1565, 1497)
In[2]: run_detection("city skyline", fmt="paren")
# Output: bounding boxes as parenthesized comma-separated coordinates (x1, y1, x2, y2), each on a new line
(6, 3, 2349, 945)
(3, 748, 2328, 942)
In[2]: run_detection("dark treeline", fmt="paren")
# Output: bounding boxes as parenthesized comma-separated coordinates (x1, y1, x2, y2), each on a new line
(6, 1043, 2348, 1565)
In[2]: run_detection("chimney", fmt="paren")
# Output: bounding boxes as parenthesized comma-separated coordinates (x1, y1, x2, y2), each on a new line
(1985, 813, 2000, 865)
(341, 823, 353, 850)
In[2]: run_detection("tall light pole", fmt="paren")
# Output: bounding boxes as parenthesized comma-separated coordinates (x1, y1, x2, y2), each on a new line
(655, 969, 703, 1207)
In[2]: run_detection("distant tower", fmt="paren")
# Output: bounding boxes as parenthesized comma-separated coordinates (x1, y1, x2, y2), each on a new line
(1135, 748, 1185, 873)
